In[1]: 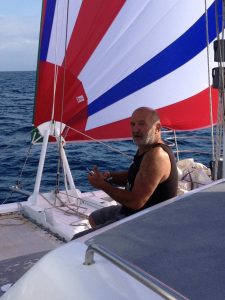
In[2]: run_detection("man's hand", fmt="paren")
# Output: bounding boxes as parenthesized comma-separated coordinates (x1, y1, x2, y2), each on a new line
(88, 166, 110, 189)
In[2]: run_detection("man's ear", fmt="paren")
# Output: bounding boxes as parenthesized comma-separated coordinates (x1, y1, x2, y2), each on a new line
(155, 122, 161, 132)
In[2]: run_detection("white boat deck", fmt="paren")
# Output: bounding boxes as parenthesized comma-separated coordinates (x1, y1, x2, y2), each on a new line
(0, 189, 116, 295)
(21, 189, 117, 241)
(0, 212, 63, 296)
(1, 180, 225, 299)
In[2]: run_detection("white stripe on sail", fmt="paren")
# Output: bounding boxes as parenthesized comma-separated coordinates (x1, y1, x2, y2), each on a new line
(79, 0, 213, 103)
(46, 0, 82, 66)
(85, 45, 215, 131)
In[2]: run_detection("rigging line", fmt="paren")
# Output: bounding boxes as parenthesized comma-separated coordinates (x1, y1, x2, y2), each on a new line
(165, 135, 212, 141)
(2, 135, 31, 150)
(55, 193, 88, 215)
(213, 0, 223, 178)
(218, 1, 225, 106)
(173, 130, 179, 161)
(2, 126, 37, 150)
(37, 191, 89, 219)
(173, 149, 212, 154)
(66, 125, 133, 159)
(56, 0, 70, 194)
(60, 0, 69, 131)
(216, 1, 225, 164)
(62, 172, 79, 206)
(0, 214, 28, 226)
(1, 142, 33, 205)
(30, 127, 43, 144)
(220, 3, 225, 113)
(205, 0, 215, 161)
(52, 65, 59, 122)
(221, 1, 225, 178)
(58, 190, 89, 212)
(215, 0, 224, 164)
(51, 0, 60, 122)
(1, 190, 14, 205)
(17, 142, 33, 183)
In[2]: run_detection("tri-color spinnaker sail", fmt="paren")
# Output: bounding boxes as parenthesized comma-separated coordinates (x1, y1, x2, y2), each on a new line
(33, 0, 222, 142)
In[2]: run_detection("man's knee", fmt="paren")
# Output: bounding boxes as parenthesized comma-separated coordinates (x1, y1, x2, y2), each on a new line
(88, 205, 122, 229)
(88, 214, 96, 228)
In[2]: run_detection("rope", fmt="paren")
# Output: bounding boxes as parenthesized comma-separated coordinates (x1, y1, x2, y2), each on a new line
(1, 142, 33, 204)
(204, 0, 215, 161)
(37, 191, 89, 220)
(51, 0, 60, 122)
(48, 0, 61, 194)
(173, 130, 179, 161)
(17, 143, 33, 185)
(213, 0, 225, 178)
(65, 125, 133, 159)
(56, 0, 70, 195)
(0, 213, 28, 226)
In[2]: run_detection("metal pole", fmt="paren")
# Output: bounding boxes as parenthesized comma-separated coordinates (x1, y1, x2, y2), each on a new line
(58, 140, 76, 191)
(31, 129, 50, 203)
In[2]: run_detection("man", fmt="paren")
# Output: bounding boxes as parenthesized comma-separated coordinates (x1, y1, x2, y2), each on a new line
(88, 107, 178, 228)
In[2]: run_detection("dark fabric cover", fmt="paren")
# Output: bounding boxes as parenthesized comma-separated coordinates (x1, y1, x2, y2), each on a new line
(87, 181, 225, 300)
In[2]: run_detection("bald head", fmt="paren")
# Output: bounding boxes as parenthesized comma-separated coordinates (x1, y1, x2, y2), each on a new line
(130, 107, 162, 149)
(132, 107, 160, 126)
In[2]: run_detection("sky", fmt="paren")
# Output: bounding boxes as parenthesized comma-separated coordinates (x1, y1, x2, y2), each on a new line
(0, 0, 42, 71)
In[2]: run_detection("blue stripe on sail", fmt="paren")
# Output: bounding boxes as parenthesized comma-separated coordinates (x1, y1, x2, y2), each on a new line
(88, 1, 222, 116)
(40, 1, 56, 61)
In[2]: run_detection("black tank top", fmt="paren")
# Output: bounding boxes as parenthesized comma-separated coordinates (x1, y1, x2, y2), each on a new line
(121, 143, 178, 216)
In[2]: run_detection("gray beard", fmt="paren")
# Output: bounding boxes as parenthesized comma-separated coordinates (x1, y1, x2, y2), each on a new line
(133, 135, 155, 147)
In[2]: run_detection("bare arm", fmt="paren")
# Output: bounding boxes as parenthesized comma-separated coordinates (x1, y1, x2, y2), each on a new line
(110, 171, 128, 186)
(88, 147, 171, 210)
(94, 168, 128, 186)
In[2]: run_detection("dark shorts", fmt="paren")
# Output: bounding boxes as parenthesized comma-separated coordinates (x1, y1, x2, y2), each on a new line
(90, 205, 126, 227)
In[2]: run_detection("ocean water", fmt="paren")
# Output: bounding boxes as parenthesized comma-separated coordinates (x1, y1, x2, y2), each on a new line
(0, 71, 213, 203)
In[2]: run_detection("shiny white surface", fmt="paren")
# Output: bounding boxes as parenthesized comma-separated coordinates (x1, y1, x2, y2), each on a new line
(1, 241, 163, 300)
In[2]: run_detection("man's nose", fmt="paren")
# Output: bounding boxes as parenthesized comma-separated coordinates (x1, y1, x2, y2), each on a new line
(132, 125, 140, 133)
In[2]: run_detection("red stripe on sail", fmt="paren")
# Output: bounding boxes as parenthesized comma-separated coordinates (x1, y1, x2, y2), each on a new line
(64, 0, 126, 76)
(35, 61, 218, 141)
(158, 88, 218, 130)
(63, 118, 131, 142)
(34, 61, 88, 135)
(62, 87, 218, 142)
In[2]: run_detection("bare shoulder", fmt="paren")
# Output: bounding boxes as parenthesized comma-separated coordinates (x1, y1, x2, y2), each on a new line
(143, 145, 170, 162)
(140, 146, 171, 181)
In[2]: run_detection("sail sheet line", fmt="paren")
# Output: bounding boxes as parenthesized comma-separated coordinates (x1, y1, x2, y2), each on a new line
(65, 125, 132, 159)
(56, 0, 71, 194)
(35, 191, 89, 221)
(51, 0, 60, 122)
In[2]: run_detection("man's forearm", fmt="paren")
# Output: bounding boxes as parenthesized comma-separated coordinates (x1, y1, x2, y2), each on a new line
(102, 183, 140, 210)
(110, 171, 128, 186)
